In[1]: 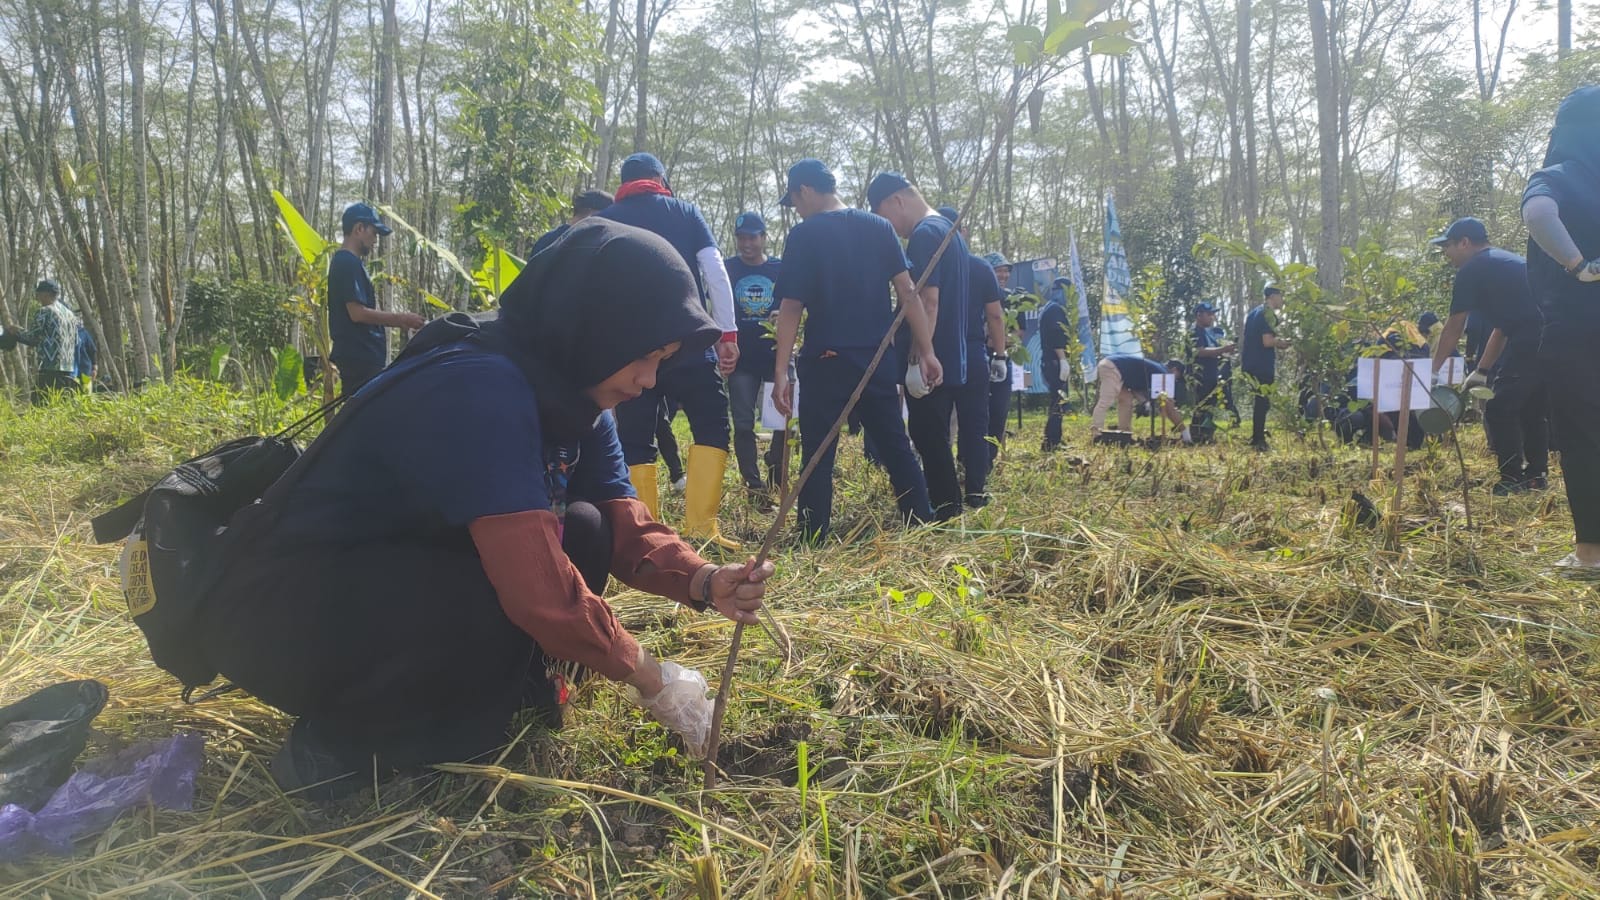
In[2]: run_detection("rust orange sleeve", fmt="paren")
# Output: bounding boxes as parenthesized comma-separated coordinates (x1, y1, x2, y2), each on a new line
(469, 509, 640, 681)
(597, 498, 711, 610)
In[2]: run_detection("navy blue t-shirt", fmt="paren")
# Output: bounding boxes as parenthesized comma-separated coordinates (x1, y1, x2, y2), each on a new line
(774, 209, 910, 359)
(1038, 302, 1070, 353)
(272, 344, 634, 550)
(1524, 162, 1600, 343)
(529, 223, 569, 257)
(905, 215, 970, 386)
(595, 195, 717, 296)
(327, 249, 383, 368)
(967, 253, 1003, 343)
(1107, 354, 1167, 393)
(725, 256, 782, 376)
(1241, 304, 1278, 383)
(1191, 323, 1225, 383)
(1448, 247, 1542, 369)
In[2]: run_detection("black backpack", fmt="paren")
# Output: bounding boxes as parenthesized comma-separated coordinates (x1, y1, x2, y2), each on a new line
(92, 328, 476, 700)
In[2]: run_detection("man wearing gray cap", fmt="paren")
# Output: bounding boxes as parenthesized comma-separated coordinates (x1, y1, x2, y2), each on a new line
(4, 279, 82, 404)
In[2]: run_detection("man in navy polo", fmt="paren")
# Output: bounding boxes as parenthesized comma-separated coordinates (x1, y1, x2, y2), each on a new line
(328, 203, 425, 394)
(771, 159, 943, 542)
(1188, 301, 1236, 412)
(529, 189, 614, 257)
(871, 172, 971, 519)
(596, 153, 741, 548)
(1242, 286, 1291, 451)
(935, 206, 1008, 500)
(724, 211, 783, 495)
(1429, 216, 1548, 493)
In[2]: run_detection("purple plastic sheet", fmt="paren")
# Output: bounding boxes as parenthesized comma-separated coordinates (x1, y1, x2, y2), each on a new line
(0, 733, 203, 861)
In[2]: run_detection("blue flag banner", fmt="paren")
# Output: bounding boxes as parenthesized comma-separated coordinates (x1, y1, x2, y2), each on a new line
(1098, 194, 1144, 360)
(1016, 257, 1058, 394)
(1069, 236, 1096, 381)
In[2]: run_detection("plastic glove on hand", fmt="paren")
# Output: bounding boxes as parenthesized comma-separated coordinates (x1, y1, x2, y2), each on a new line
(1057, 359, 1071, 382)
(1463, 370, 1489, 391)
(988, 356, 1008, 384)
(1578, 258, 1600, 284)
(632, 662, 712, 757)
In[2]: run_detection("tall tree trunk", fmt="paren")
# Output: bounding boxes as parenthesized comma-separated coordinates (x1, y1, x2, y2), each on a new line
(633, 0, 649, 150)
(1308, 0, 1343, 298)
(129, 0, 163, 380)
(1238, 0, 1261, 252)
(1558, 0, 1571, 56)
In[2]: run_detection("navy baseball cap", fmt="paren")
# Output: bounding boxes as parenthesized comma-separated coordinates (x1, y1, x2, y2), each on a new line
(983, 252, 1009, 268)
(734, 211, 767, 234)
(35, 279, 59, 295)
(572, 190, 614, 214)
(1263, 285, 1283, 298)
(867, 171, 913, 212)
(1193, 301, 1217, 315)
(780, 159, 836, 207)
(619, 152, 668, 184)
(342, 202, 392, 236)
(1430, 216, 1488, 246)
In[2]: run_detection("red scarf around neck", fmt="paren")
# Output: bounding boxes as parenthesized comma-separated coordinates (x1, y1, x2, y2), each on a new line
(615, 179, 673, 201)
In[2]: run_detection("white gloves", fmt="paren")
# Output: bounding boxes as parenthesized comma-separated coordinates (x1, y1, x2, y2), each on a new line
(1578, 258, 1600, 283)
(988, 356, 1008, 384)
(1058, 359, 1071, 382)
(905, 357, 932, 398)
(632, 661, 712, 757)
(1463, 370, 1489, 391)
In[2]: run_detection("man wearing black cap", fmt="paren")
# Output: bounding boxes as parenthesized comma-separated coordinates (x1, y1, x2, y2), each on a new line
(329, 202, 425, 395)
(4, 279, 82, 404)
(529, 190, 615, 257)
(1037, 277, 1073, 451)
(1242, 286, 1291, 451)
(771, 158, 943, 542)
(979, 252, 1016, 462)
(1429, 216, 1548, 494)
(724, 211, 783, 495)
(595, 152, 741, 549)
(1187, 301, 1236, 413)
(871, 171, 973, 518)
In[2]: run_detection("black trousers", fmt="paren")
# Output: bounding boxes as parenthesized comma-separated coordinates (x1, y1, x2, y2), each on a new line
(656, 399, 684, 479)
(1042, 365, 1066, 449)
(614, 355, 729, 465)
(1251, 391, 1272, 445)
(987, 362, 1011, 462)
(336, 358, 384, 396)
(202, 502, 613, 770)
(1542, 339, 1600, 543)
(953, 346, 992, 505)
(31, 370, 79, 405)
(906, 384, 962, 520)
(1484, 365, 1549, 482)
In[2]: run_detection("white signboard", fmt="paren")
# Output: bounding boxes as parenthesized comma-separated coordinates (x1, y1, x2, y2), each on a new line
(1355, 358, 1433, 413)
(1438, 356, 1464, 386)
(1010, 363, 1026, 391)
(1149, 373, 1176, 398)
(760, 380, 795, 430)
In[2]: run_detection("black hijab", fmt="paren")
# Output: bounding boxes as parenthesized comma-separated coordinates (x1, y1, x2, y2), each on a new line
(400, 219, 718, 438)
(1541, 85, 1600, 173)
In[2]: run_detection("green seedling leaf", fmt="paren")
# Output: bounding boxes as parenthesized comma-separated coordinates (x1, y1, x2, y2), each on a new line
(271, 190, 334, 264)
(1469, 386, 1495, 401)
(1090, 34, 1139, 56)
(1067, 0, 1115, 21)
(1417, 407, 1453, 437)
(914, 591, 935, 608)
(1044, 19, 1085, 53)
(1008, 24, 1044, 64)
(273, 345, 306, 401)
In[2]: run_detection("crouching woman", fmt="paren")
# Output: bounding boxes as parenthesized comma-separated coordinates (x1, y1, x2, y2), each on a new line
(199, 220, 772, 794)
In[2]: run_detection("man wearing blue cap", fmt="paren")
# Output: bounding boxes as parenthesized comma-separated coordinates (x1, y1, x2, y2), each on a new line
(871, 172, 973, 519)
(1429, 216, 1548, 494)
(1242, 286, 1291, 451)
(1187, 301, 1236, 413)
(329, 202, 425, 394)
(3, 279, 82, 403)
(724, 211, 783, 494)
(595, 152, 741, 549)
(771, 158, 943, 542)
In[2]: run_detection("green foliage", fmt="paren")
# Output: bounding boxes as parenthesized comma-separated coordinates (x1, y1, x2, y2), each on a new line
(271, 189, 335, 263)
(1007, 1, 1136, 65)
(271, 345, 306, 402)
(447, 0, 599, 252)
(178, 278, 295, 378)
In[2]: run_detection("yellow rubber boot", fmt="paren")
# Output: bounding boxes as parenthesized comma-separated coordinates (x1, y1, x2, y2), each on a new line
(628, 464, 660, 521)
(684, 445, 741, 550)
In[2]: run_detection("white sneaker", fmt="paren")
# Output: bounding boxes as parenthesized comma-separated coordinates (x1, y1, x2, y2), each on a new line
(671, 475, 688, 492)
(1553, 554, 1600, 577)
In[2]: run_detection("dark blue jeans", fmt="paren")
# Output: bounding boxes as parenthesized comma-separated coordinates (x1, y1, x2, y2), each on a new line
(796, 353, 932, 541)
(614, 355, 730, 465)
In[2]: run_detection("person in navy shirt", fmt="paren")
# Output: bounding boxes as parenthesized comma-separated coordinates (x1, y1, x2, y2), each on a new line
(1242, 286, 1291, 451)
(981, 253, 1019, 459)
(1187, 301, 1236, 413)
(1429, 217, 1548, 493)
(724, 211, 783, 494)
(529, 189, 613, 258)
(327, 203, 425, 394)
(199, 221, 772, 796)
(1037, 278, 1073, 450)
(771, 159, 943, 542)
(595, 153, 741, 549)
(872, 172, 971, 519)
(1089, 354, 1191, 441)
(1522, 86, 1600, 570)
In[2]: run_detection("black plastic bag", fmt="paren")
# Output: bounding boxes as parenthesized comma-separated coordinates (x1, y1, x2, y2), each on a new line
(0, 680, 109, 811)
